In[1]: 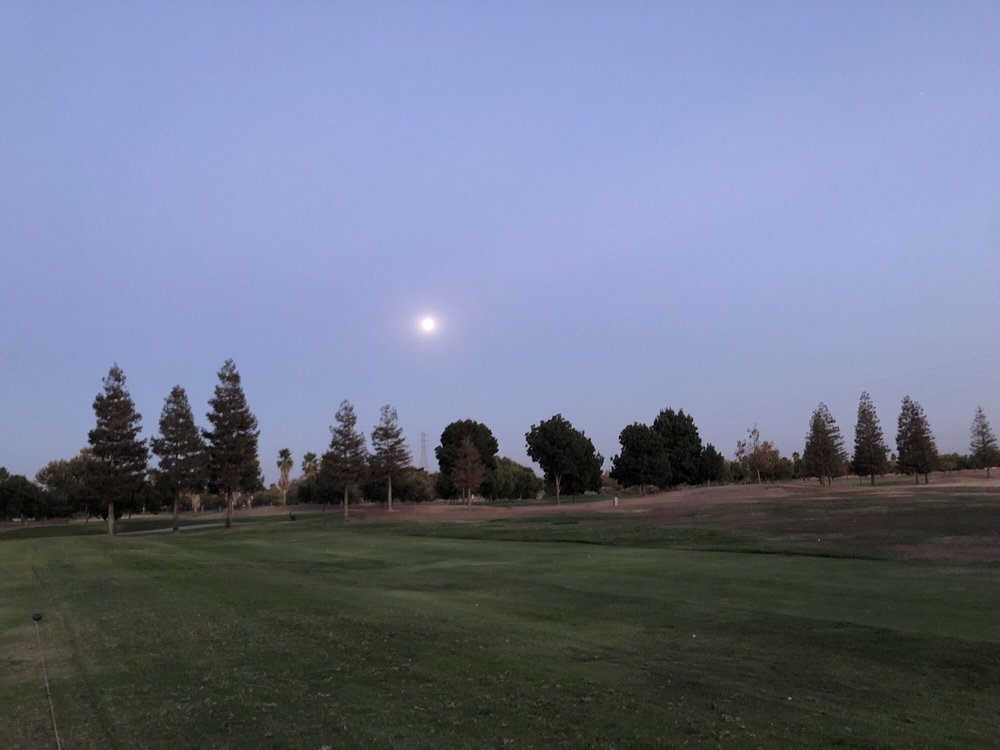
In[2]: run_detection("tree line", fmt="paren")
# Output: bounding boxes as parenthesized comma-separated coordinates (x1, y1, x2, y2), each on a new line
(728, 393, 998, 487)
(2, 363, 999, 530)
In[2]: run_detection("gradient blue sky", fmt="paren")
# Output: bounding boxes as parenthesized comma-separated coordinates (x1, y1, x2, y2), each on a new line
(2, 2, 998, 484)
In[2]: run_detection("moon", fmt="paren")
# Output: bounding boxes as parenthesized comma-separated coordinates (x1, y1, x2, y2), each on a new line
(420, 316, 437, 333)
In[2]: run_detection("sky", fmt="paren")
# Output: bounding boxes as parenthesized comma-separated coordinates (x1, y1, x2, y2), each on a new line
(2, 2, 999, 484)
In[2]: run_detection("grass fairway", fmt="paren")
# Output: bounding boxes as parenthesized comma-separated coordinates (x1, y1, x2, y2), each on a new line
(3, 512, 999, 749)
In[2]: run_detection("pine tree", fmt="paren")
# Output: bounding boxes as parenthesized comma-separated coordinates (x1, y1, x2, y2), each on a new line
(451, 436, 484, 509)
(969, 406, 999, 479)
(896, 396, 938, 484)
(851, 392, 888, 486)
(88, 364, 149, 536)
(325, 400, 368, 519)
(802, 403, 846, 485)
(151, 385, 207, 532)
(276, 449, 293, 506)
(204, 359, 261, 528)
(370, 405, 410, 511)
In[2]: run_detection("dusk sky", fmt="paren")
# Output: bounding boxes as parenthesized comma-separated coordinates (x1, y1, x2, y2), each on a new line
(2, 2, 998, 484)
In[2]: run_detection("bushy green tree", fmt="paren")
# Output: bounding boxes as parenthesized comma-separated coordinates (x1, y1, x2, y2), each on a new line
(324, 400, 368, 518)
(370, 405, 410, 511)
(802, 403, 847, 485)
(610, 423, 671, 493)
(489, 457, 543, 500)
(896, 396, 937, 484)
(0, 470, 46, 521)
(151, 385, 207, 532)
(363, 467, 433, 503)
(35, 452, 96, 517)
(851, 392, 888, 486)
(525, 414, 603, 503)
(88, 364, 149, 535)
(204, 359, 262, 528)
(969, 406, 999, 478)
(435, 420, 499, 499)
(651, 408, 703, 486)
(700, 443, 729, 484)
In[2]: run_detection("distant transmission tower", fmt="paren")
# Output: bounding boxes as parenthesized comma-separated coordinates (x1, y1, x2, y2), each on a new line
(419, 432, 429, 471)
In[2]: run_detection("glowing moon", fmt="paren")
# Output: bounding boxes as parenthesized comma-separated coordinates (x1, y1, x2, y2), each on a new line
(420, 316, 437, 333)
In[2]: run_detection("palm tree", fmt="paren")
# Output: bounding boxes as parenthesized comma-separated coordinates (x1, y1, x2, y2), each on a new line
(301, 452, 319, 480)
(277, 448, 293, 506)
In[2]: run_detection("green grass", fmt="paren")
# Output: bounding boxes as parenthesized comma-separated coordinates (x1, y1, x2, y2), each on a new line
(3, 513, 999, 749)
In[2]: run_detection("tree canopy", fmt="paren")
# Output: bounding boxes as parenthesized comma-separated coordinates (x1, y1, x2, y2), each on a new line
(525, 414, 603, 503)
(651, 408, 703, 486)
(435, 419, 499, 499)
(489, 457, 543, 501)
(700, 443, 729, 484)
(610, 423, 671, 492)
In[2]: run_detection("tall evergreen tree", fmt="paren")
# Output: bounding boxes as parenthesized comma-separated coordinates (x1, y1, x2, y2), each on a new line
(610, 423, 671, 493)
(651, 408, 703, 486)
(325, 400, 368, 519)
(969, 406, 999, 479)
(802, 403, 847, 485)
(851, 391, 888, 486)
(151, 385, 207, 532)
(88, 364, 149, 536)
(451, 436, 484, 509)
(276, 449, 293, 506)
(370, 405, 410, 511)
(896, 396, 938, 484)
(204, 359, 261, 528)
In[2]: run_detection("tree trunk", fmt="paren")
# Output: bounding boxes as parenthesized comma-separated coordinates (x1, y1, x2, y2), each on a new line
(107, 501, 115, 536)
(924, 473, 929, 484)
(173, 492, 180, 533)
(467, 488, 472, 511)
(387, 474, 393, 512)
(914, 473, 919, 485)
(987, 466, 992, 479)
(343, 486, 349, 520)
(869, 473, 875, 487)
(554, 475, 561, 505)
(225, 490, 233, 528)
